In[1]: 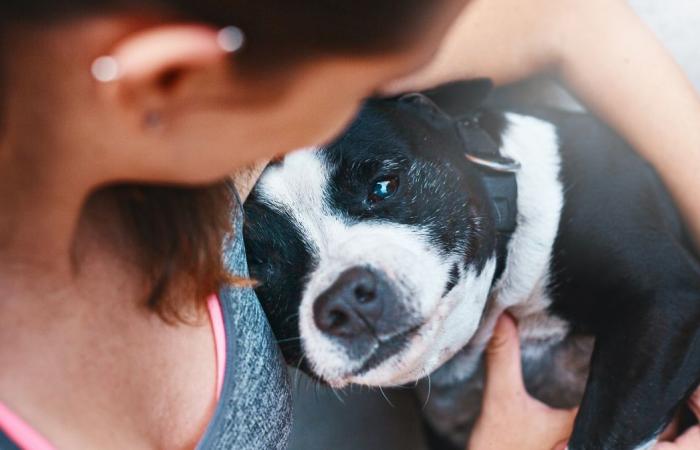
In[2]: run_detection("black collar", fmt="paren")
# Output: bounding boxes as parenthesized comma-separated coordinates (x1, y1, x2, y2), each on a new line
(454, 114, 520, 281)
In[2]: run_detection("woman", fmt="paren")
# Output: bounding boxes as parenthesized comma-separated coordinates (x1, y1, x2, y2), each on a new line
(0, 1, 698, 450)
(0, 2, 463, 449)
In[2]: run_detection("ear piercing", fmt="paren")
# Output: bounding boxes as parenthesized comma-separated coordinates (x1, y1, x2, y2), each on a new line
(217, 26, 246, 53)
(91, 26, 246, 83)
(144, 111, 163, 130)
(91, 56, 121, 83)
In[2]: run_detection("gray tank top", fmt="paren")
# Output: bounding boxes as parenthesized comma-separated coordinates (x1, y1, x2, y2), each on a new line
(0, 201, 293, 450)
(198, 202, 292, 449)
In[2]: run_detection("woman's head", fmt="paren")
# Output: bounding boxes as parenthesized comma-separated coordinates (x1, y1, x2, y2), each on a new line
(1, 0, 465, 181)
(0, 0, 466, 317)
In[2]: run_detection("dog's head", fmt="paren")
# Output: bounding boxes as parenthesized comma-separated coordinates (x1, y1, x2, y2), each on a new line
(244, 81, 506, 387)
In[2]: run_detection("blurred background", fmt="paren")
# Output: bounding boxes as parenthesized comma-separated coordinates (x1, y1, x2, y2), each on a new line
(287, 2, 700, 449)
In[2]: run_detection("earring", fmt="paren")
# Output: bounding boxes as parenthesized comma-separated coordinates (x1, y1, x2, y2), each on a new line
(91, 56, 121, 83)
(217, 26, 246, 53)
(92, 25, 244, 82)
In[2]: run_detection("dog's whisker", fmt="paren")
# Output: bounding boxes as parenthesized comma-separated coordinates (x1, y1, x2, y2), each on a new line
(422, 372, 432, 410)
(314, 379, 321, 401)
(378, 386, 395, 408)
(293, 358, 305, 392)
(276, 336, 302, 344)
(331, 387, 346, 405)
(282, 312, 300, 325)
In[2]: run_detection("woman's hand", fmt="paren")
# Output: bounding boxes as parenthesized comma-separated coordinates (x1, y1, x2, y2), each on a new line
(655, 390, 700, 450)
(471, 315, 700, 450)
(468, 314, 577, 450)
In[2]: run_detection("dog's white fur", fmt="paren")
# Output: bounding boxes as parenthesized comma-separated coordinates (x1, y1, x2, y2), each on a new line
(257, 113, 566, 388)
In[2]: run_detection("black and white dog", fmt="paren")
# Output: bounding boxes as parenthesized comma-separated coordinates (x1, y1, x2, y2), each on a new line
(243, 80, 700, 450)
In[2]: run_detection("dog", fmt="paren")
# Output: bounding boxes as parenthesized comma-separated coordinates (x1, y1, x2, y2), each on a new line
(243, 80, 700, 449)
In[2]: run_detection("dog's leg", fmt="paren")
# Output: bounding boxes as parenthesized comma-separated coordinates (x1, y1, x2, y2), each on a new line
(569, 290, 700, 450)
(418, 362, 485, 450)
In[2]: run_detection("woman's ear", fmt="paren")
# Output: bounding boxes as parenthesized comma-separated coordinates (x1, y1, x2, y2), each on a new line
(93, 24, 244, 123)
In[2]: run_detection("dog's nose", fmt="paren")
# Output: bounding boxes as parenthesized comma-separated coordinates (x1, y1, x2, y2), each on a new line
(313, 267, 387, 338)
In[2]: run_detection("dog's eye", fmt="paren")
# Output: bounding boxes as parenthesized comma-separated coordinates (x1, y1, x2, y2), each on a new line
(368, 176, 399, 204)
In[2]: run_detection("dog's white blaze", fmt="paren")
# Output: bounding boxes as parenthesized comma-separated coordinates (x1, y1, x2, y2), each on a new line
(256, 148, 330, 250)
(258, 149, 351, 378)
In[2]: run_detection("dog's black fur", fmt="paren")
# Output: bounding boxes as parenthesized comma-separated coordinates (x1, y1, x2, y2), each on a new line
(243, 80, 700, 449)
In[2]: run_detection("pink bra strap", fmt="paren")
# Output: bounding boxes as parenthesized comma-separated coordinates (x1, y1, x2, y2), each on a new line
(207, 295, 227, 399)
(0, 402, 56, 450)
(0, 295, 227, 449)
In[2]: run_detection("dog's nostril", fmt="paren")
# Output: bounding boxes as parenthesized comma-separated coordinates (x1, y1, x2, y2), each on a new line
(328, 310, 349, 329)
(354, 285, 376, 303)
(314, 300, 359, 338)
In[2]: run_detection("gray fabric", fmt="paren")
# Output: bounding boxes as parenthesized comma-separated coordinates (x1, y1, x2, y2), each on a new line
(287, 371, 428, 450)
(198, 198, 293, 450)
(0, 431, 19, 450)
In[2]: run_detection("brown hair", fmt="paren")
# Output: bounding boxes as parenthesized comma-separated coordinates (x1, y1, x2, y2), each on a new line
(104, 183, 240, 321)
(1, 0, 450, 320)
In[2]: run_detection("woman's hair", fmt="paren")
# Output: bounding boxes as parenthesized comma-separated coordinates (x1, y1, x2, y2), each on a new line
(3, 1, 444, 73)
(0, 0, 448, 320)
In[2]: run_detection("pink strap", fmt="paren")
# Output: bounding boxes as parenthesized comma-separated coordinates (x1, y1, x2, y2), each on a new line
(207, 295, 227, 399)
(0, 296, 227, 448)
(0, 402, 56, 450)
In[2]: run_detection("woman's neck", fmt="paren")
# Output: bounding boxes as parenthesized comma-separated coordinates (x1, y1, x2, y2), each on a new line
(0, 143, 91, 277)
(0, 161, 217, 449)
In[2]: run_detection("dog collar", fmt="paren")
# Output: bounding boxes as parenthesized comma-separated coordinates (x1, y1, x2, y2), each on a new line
(455, 115, 520, 281)
(456, 115, 519, 234)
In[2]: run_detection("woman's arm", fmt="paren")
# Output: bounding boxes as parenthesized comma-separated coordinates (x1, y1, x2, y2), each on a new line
(386, 0, 700, 245)
(555, 0, 700, 248)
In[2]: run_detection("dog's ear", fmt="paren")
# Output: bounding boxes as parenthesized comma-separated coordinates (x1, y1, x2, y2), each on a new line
(422, 78, 494, 118)
(398, 92, 447, 119)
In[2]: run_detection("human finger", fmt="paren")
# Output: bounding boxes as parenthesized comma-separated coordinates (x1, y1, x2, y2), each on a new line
(483, 314, 526, 400)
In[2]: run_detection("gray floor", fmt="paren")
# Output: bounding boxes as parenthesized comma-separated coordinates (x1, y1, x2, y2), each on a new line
(287, 4, 700, 449)
(630, 0, 700, 92)
(287, 370, 428, 450)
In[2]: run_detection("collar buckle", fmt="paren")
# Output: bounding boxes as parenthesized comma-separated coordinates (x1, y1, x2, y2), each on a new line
(457, 117, 522, 174)
(455, 116, 519, 236)
(464, 153, 522, 173)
